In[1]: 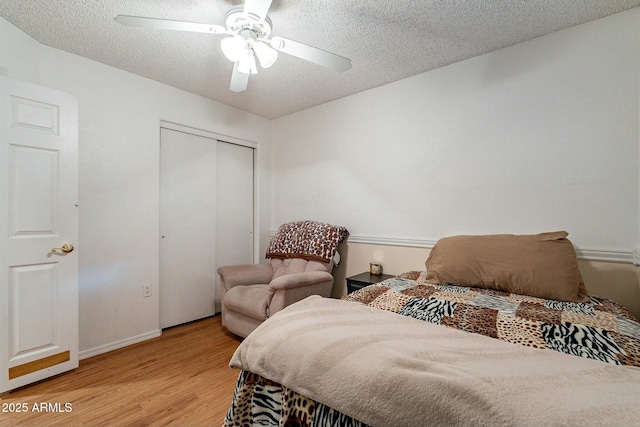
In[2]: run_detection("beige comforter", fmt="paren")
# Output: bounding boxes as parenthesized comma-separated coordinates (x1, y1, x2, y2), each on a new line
(230, 296, 640, 427)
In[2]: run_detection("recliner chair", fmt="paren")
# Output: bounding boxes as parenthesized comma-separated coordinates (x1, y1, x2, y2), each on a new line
(218, 258, 334, 338)
(218, 220, 349, 338)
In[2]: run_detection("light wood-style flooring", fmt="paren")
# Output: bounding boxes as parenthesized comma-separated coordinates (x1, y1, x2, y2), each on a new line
(0, 316, 243, 427)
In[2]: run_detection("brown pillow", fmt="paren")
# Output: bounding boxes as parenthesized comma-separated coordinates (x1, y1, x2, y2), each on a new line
(424, 231, 589, 303)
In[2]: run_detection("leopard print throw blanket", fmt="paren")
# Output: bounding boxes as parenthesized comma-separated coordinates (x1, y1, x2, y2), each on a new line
(266, 220, 349, 263)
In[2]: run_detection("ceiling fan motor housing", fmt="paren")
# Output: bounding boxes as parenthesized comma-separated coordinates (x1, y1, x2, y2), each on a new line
(225, 5, 272, 40)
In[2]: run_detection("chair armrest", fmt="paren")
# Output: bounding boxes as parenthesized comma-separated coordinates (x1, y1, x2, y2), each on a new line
(217, 264, 274, 289)
(269, 271, 333, 290)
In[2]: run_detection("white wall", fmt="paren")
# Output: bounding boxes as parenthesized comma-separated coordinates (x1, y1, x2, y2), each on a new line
(0, 17, 271, 357)
(272, 9, 640, 256)
(0, 18, 40, 82)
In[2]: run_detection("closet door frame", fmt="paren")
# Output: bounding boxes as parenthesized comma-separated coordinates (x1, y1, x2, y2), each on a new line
(159, 121, 259, 261)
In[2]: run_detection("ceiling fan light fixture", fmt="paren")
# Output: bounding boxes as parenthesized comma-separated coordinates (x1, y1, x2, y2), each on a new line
(221, 36, 247, 62)
(253, 41, 278, 69)
(237, 53, 258, 75)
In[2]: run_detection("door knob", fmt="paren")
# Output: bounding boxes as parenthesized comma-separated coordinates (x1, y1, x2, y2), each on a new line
(52, 243, 74, 254)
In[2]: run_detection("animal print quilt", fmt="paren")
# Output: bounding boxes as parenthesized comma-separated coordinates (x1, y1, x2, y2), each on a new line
(344, 271, 640, 367)
(223, 371, 366, 427)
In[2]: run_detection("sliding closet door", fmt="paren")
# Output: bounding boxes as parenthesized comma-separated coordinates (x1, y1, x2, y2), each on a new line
(160, 128, 217, 329)
(159, 127, 254, 329)
(215, 141, 254, 312)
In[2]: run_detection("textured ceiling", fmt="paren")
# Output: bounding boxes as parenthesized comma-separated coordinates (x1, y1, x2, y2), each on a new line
(2, 1, 639, 119)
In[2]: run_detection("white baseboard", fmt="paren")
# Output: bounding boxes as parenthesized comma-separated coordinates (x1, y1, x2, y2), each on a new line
(79, 329, 162, 360)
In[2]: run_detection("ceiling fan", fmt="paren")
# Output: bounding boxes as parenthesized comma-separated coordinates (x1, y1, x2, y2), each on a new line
(115, 0, 351, 92)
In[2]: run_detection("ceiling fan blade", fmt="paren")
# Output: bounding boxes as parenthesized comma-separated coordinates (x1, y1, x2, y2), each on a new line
(243, 0, 273, 21)
(114, 15, 228, 35)
(230, 62, 250, 92)
(270, 37, 351, 72)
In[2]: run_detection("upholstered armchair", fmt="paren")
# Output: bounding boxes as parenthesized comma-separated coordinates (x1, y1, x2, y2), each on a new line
(218, 221, 349, 338)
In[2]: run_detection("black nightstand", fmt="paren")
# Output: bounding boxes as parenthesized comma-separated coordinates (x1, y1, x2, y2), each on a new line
(346, 272, 394, 293)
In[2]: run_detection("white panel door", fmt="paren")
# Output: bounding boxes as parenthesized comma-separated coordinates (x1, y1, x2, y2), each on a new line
(0, 76, 78, 393)
(215, 141, 254, 312)
(160, 128, 217, 329)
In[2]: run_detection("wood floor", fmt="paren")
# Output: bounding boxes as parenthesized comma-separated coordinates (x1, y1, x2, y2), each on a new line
(0, 316, 243, 427)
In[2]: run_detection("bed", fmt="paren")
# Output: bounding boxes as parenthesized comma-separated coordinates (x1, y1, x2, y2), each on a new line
(222, 232, 640, 426)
